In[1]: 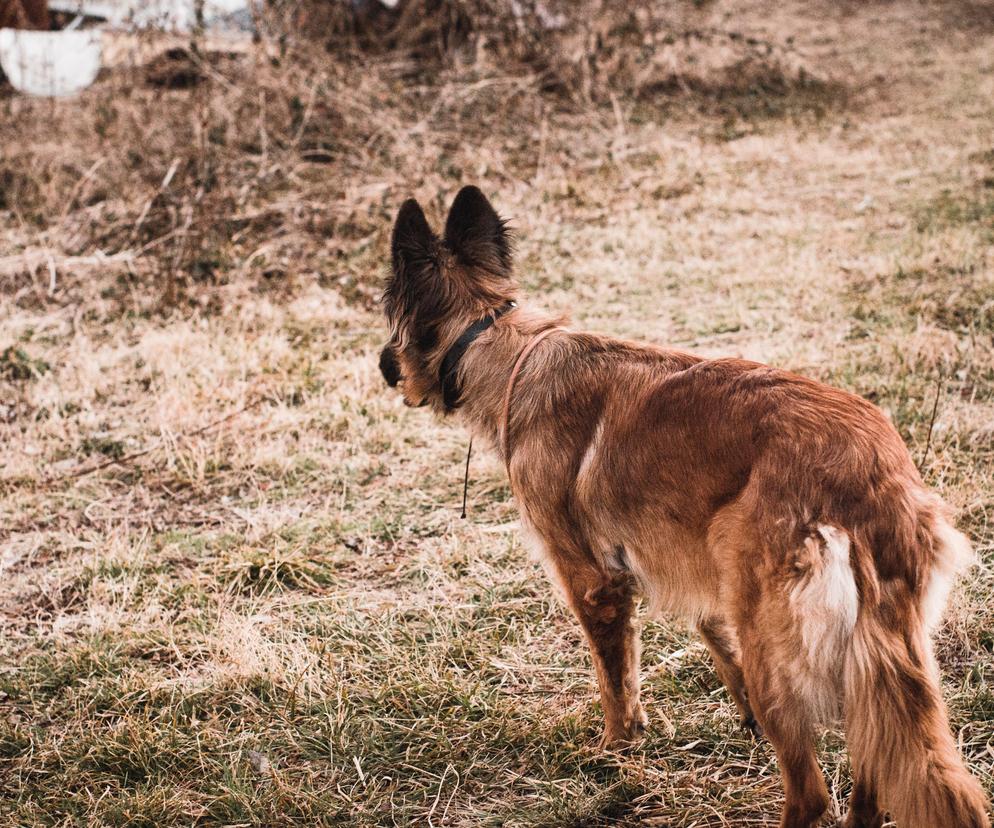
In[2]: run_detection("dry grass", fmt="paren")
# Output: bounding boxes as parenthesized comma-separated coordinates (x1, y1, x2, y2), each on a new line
(1, 0, 993, 825)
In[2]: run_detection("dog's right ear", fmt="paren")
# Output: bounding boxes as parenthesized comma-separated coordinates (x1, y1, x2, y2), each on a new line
(444, 186, 512, 277)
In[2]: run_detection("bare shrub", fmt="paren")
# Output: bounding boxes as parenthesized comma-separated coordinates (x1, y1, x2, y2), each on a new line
(0, 1, 843, 312)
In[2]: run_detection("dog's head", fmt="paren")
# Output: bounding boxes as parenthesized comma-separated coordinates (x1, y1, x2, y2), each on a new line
(379, 186, 517, 410)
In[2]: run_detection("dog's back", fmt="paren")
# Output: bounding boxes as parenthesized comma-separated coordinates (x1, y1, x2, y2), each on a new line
(517, 338, 988, 826)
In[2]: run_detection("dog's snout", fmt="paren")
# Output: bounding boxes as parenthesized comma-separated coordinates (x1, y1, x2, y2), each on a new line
(379, 345, 402, 388)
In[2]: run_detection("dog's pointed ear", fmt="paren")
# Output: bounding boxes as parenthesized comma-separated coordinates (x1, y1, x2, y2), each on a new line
(444, 186, 512, 276)
(391, 198, 438, 282)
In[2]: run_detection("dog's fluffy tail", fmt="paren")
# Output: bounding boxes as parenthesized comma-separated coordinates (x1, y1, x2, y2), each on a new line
(843, 519, 990, 828)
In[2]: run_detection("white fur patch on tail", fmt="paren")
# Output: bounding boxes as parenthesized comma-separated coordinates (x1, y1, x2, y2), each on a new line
(923, 518, 976, 633)
(788, 524, 859, 721)
(790, 525, 860, 655)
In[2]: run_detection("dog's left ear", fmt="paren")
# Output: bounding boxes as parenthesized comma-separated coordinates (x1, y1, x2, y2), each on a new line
(392, 198, 438, 283)
(444, 186, 512, 277)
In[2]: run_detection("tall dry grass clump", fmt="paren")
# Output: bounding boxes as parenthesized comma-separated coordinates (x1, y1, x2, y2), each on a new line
(0, 0, 843, 316)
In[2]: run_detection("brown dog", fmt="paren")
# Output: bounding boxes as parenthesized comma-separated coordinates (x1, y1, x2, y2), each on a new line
(378, 186, 990, 828)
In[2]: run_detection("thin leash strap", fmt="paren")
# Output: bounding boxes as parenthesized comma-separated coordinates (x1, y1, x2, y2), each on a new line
(460, 437, 473, 519)
(500, 326, 564, 476)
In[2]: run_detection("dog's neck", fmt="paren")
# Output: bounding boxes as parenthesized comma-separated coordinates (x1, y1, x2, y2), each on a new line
(439, 301, 517, 411)
(455, 306, 565, 461)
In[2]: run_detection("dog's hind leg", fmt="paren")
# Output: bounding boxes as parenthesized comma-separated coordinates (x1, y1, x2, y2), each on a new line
(698, 617, 759, 737)
(739, 618, 830, 828)
(550, 557, 646, 749)
(841, 778, 883, 828)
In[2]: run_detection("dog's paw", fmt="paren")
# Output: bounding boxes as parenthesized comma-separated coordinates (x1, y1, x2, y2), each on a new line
(740, 714, 763, 739)
(635, 705, 649, 731)
(840, 814, 884, 828)
(598, 720, 647, 751)
(598, 731, 637, 751)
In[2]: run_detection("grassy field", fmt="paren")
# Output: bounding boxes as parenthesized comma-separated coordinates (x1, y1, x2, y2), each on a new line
(2, 1, 993, 825)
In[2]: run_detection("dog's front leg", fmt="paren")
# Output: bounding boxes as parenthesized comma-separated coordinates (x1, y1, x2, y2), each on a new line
(698, 617, 759, 736)
(553, 559, 646, 749)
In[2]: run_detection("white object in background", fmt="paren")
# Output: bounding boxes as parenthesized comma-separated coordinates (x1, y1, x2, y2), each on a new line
(0, 28, 103, 97)
(48, 1, 253, 32)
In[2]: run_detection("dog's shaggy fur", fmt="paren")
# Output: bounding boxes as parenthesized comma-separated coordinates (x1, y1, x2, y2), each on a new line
(379, 186, 991, 828)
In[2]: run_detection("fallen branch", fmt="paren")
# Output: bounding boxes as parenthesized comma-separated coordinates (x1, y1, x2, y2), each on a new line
(917, 372, 944, 474)
(40, 395, 268, 487)
(0, 249, 136, 279)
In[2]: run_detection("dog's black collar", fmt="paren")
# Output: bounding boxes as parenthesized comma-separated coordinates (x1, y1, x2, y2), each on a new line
(439, 301, 516, 410)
